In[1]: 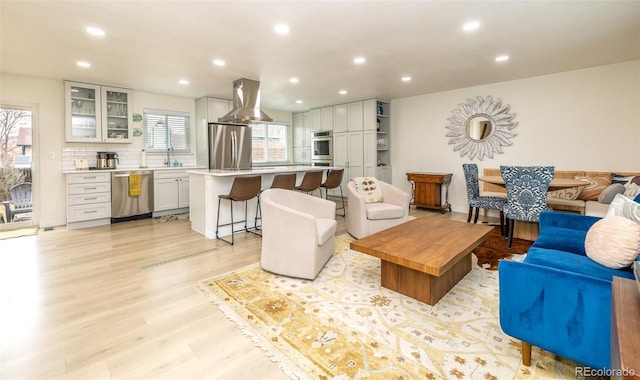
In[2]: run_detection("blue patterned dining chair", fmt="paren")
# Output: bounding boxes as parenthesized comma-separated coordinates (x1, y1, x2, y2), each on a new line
(500, 166, 555, 248)
(462, 163, 506, 235)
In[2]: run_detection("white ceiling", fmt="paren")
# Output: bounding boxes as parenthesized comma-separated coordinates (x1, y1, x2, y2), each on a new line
(2, 1, 639, 111)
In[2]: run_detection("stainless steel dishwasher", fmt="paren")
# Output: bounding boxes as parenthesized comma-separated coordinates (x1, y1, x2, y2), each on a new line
(111, 171, 154, 221)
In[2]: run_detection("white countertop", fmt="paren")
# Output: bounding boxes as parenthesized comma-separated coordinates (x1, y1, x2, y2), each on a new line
(187, 165, 337, 177)
(63, 166, 206, 174)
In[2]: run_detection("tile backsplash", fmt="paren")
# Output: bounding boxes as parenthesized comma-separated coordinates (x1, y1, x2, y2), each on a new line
(62, 146, 197, 171)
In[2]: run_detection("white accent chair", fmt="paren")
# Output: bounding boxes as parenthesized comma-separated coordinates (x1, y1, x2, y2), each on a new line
(260, 188, 337, 280)
(347, 180, 411, 239)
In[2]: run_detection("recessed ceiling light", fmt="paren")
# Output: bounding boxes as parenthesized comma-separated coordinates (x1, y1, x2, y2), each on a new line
(76, 61, 91, 68)
(462, 21, 480, 31)
(213, 59, 225, 66)
(274, 23, 290, 35)
(179, 79, 189, 85)
(289, 77, 299, 84)
(339, 90, 347, 95)
(353, 57, 366, 64)
(401, 76, 412, 82)
(495, 55, 510, 62)
(296, 100, 303, 104)
(86, 26, 105, 37)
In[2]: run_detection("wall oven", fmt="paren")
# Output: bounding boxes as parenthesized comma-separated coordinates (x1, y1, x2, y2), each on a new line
(311, 130, 332, 161)
(311, 160, 333, 167)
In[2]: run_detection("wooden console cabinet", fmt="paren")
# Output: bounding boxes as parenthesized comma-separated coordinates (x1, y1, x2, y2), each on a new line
(611, 277, 640, 380)
(406, 172, 452, 213)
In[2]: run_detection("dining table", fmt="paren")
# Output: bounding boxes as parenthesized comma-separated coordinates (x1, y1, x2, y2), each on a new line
(478, 176, 591, 191)
(477, 175, 591, 241)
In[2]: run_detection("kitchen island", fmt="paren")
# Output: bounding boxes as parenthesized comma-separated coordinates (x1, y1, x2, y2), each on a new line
(187, 166, 334, 239)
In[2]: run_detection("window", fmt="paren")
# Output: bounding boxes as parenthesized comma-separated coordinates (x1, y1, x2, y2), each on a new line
(144, 109, 190, 153)
(251, 122, 289, 163)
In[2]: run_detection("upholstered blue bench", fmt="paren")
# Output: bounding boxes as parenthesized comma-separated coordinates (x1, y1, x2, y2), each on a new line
(498, 211, 634, 370)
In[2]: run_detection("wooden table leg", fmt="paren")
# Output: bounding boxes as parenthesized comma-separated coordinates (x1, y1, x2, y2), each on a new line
(521, 341, 532, 366)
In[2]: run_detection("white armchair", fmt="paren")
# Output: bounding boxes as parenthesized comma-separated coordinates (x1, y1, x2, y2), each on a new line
(347, 180, 411, 239)
(260, 188, 337, 280)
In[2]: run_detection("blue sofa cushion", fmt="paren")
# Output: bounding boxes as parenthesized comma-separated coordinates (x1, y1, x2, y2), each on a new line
(525, 247, 634, 282)
(531, 227, 589, 256)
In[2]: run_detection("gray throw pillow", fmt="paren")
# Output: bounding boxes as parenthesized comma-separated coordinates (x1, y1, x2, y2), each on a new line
(598, 183, 626, 204)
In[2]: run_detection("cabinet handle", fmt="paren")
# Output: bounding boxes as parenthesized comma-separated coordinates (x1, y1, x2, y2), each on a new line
(84, 210, 98, 214)
(83, 176, 97, 180)
(84, 187, 97, 190)
(84, 197, 98, 201)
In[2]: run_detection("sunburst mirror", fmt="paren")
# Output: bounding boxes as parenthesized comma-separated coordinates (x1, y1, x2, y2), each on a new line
(445, 95, 517, 160)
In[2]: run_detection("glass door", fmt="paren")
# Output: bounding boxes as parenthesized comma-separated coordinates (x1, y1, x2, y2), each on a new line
(65, 82, 101, 142)
(0, 106, 35, 231)
(102, 86, 131, 142)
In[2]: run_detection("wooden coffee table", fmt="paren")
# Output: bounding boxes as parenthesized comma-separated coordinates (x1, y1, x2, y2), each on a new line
(350, 217, 494, 305)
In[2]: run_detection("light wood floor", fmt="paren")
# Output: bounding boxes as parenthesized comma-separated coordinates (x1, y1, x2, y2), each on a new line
(0, 206, 471, 379)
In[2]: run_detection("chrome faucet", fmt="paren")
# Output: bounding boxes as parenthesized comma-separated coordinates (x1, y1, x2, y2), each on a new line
(165, 147, 174, 166)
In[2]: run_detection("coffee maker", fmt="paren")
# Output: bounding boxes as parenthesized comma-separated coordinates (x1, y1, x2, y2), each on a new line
(97, 152, 118, 169)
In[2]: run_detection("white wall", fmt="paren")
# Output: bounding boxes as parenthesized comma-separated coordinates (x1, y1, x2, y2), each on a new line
(390, 61, 640, 214)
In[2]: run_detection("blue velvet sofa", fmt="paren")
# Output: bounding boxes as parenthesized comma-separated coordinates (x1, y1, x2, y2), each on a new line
(498, 211, 635, 370)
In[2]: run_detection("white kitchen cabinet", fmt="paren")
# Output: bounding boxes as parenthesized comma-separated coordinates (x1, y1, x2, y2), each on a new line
(347, 101, 364, 131)
(293, 147, 310, 164)
(321, 107, 334, 131)
(66, 172, 112, 229)
(332, 131, 363, 196)
(207, 97, 231, 122)
(310, 106, 334, 131)
(333, 104, 348, 132)
(65, 81, 132, 143)
(154, 170, 189, 216)
(332, 101, 363, 132)
(293, 111, 311, 163)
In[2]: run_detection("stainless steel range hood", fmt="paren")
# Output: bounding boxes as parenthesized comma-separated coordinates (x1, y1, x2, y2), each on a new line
(218, 78, 273, 124)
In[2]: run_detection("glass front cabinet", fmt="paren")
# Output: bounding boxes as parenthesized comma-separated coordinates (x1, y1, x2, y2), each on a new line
(65, 81, 132, 143)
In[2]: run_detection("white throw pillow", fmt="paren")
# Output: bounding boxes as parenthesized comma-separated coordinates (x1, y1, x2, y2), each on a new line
(351, 177, 384, 204)
(607, 193, 640, 224)
(624, 182, 640, 199)
(585, 216, 640, 269)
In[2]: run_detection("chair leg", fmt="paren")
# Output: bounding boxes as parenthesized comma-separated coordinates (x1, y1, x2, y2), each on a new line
(521, 341, 532, 366)
(499, 211, 505, 236)
(216, 198, 222, 239)
(254, 196, 261, 230)
(507, 219, 515, 248)
(243, 200, 248, 231)
(473, 207, 480, 224)
(249, 198, 262, 237)
(467, 206, 473, 223)
(216, 198, 235, 246)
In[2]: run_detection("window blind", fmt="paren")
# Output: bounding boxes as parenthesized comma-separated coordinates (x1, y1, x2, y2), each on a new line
(144, 109, 190, 153)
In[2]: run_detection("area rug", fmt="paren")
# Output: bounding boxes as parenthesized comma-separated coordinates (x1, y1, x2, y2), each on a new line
(198, 234, 581, 379)
(473, 226, 532, 270)
(0, 227, 39, 240)
(153, 212, 189, 223)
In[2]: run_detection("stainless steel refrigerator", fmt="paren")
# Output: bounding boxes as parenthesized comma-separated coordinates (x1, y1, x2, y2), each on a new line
(208, 122, 252, 170)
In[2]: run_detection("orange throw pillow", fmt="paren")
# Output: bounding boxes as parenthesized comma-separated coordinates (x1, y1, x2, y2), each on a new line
(576, 176, 611, 201)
